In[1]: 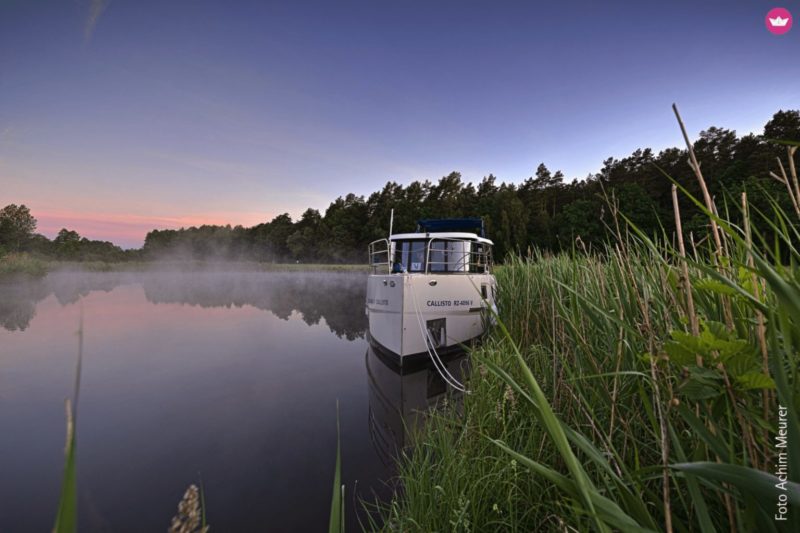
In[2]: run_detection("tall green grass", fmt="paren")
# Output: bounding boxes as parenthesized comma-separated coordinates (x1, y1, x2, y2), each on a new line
(380, 186, 799, 531)
(53, 310, 83, 533)
(0, 252, 48, 278)
(330, 400, 345, 533)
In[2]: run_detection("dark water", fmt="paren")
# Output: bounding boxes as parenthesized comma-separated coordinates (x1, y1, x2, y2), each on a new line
(0, 271, 425, 532)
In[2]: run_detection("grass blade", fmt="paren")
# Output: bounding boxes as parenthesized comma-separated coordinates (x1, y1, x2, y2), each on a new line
(329, 400, 344, 533)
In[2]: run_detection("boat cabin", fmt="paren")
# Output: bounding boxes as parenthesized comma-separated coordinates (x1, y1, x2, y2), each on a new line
(369, 218, 493, 275)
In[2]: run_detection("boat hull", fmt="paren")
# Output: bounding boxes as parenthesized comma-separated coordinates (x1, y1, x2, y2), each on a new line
(365, 273, 496, 365)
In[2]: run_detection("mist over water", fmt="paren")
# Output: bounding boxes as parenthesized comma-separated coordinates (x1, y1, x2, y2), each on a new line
(0, 271, 393, 532)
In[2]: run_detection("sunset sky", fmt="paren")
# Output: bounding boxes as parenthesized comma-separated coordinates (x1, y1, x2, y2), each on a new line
(1, 0, 798, 248)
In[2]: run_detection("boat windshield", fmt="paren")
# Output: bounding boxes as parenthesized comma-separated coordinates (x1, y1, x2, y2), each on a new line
(393, 240, 426, 273)
(387, 238, 491, 274)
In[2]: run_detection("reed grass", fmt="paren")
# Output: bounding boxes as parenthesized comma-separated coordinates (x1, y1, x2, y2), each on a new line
(169, 484, 209, 533)
(53, 310, 83, 533)
(379, 151, 799, 530)
(0, 252, 48, 278)
(330, 400, 345, 533)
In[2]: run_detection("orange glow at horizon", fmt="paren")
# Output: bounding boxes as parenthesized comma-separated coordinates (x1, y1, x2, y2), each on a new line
(34, 209, 273, 248)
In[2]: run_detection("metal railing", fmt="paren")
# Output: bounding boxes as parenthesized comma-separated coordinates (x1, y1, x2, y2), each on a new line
(425, 237, 492, 274)
(368, 239, 391, 273)
(368, 237, 492, 274)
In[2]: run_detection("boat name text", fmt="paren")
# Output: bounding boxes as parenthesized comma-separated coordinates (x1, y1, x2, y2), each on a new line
(427, 299, 473, 307)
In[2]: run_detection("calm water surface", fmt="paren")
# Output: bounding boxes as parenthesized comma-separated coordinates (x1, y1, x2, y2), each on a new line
(0, 271, 424, 532)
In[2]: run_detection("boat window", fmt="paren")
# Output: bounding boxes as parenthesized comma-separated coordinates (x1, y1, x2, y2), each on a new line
(429, 240, 446, 272)
(393, 240, 426, 273)
(429, 239, 470, 272)
(409, 241, 425, 272)
(391, 238, 491, 273)
(474, 243, 494, 273)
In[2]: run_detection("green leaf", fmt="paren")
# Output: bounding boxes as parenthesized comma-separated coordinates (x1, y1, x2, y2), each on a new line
(675, 404, 731, 462)
(680, 367, 723, 401)
(720, 346, 760, 377)
(734, 372, 776, 391)
(53, 400, 77, 533)
(671, 330, 705, 354)
(695, 278, 738, 296)
(671, 462, 800, 512)
(328, 401, 344, 533)
(664, 340, 698, 367)
(54, 314, 83, 533)
(491, 439, 653, 532)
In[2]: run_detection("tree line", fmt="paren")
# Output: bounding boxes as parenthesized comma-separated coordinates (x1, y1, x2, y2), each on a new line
(2, 109, 798, 263)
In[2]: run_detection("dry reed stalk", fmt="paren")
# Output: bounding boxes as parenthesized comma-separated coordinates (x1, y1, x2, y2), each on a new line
(672, 104, 724, 263)
(742, 192, 771, 468)
(563, 382, 624, 479)
(618, 248, 672, 532)
(672, 186, 701, 349)
(552, 299, 560, 411)
(644, 314, 672, 533)
(672, 104, 735, 332)
(608, 249, 626, 438)
(605, 202, 631, 440)
(710, 200, 735, 330)
(689, 232, 699, 262)
(789, 146, 799, 204)
(771, 158, 800, 217)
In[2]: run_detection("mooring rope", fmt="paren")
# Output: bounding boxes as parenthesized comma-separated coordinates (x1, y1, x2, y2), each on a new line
(407, 278, 470, 393)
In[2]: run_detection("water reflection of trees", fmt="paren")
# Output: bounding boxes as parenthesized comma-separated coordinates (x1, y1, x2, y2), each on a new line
(0, 272, 367, 339)
(0, 274, 121, 331)
(0, 284, 45, 331)
(141, 272, 367, 340)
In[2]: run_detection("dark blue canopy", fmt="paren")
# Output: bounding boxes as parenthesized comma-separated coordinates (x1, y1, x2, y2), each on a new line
(416, 218, 485, 237)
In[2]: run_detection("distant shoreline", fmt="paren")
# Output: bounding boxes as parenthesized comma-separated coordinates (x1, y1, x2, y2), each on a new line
(0, 254, 369, 279)
(49, 260, 370, 273)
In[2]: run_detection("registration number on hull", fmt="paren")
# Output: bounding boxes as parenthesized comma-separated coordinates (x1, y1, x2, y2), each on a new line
(427, 300, 473, 307)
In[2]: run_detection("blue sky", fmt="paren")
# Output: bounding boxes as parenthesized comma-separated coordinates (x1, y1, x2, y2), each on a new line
(1, 0, 798, 247)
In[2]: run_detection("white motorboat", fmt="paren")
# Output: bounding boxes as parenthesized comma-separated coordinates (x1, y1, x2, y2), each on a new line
(366, 217, 497, 366)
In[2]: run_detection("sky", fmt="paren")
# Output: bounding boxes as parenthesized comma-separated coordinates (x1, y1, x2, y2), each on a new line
(1, 0, 798, 248)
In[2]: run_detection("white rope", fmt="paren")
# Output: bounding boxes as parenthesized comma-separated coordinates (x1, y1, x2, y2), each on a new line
(407, 279, 462, 389)
(407, 277, 470, 393)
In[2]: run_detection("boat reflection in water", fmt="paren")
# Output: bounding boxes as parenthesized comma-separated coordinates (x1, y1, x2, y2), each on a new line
(365, 344, 469, 465)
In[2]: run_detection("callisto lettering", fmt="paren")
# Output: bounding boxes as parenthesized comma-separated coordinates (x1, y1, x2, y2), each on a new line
(427, 299, 473, 307)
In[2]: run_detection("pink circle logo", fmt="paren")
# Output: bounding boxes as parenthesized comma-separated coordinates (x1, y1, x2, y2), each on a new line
(766, 7, 792, 35)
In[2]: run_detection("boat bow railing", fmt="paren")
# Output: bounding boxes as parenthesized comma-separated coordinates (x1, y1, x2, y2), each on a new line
(424, 236, 492, 274)
(369, 239, 391, 273)
(369, 236, 492, 274)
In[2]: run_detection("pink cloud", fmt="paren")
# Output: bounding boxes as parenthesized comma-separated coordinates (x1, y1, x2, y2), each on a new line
(34, 209, 270, 248)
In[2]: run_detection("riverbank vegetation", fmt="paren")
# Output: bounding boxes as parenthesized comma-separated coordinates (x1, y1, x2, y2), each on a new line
(0, 252, 48, 278)
(378, 121, 799, 529)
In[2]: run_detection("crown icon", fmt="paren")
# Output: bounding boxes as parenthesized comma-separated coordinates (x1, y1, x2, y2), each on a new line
(769, 16, 790, 27)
